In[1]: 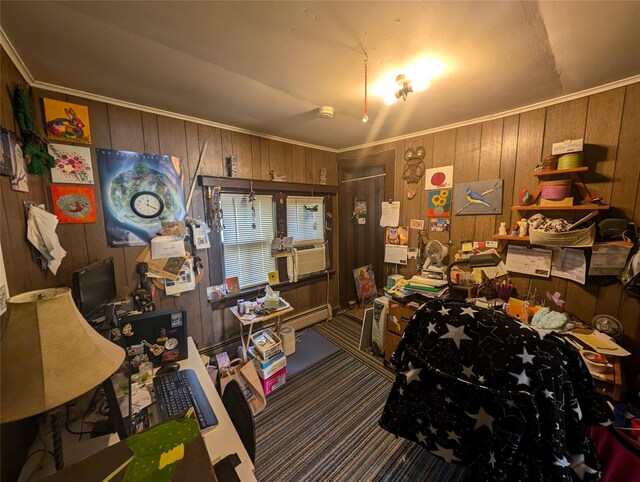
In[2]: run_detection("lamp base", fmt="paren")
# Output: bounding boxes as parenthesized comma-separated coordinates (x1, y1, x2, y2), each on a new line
(49, 408, 64, 471)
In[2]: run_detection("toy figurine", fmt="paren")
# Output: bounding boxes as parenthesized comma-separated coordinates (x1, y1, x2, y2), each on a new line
(518, 187, 533, 206)
(517, 219, 529, 237)
(498, 222, 508, 236)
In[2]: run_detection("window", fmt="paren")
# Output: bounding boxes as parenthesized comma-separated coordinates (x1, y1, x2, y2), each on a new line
(221, 193, 276, 289)
(286, 196, 325, 244)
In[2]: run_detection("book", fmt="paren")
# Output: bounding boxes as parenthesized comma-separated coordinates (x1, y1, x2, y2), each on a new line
(225, 277, 241, 295)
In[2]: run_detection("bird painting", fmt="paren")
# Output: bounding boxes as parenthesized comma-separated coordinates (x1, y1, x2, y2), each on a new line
(455, 179, 503, 215)
(465, 186, 492, 207)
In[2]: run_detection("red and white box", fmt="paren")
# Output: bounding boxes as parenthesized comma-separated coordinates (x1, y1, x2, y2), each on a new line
(260, 366, 286, 396)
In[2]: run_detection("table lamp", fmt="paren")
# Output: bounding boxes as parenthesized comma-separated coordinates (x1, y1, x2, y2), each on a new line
(447, 253, 503, 299)
(1, 288, 125, 470)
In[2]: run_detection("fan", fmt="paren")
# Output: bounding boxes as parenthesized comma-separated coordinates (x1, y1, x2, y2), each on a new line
(422, 240, 449, 279)
(591, 315, 624, 340)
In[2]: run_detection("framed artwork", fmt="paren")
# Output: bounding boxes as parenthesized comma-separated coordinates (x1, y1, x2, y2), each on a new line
(427, 189, 451, 217)
(385, 226, 408, 245)
(51, 185, 96, 223)
(424, 165, 454, 190)
(353, 264, 377, 305)
(96, 149, 186, 247)
(0, 128, 14, 176)
(48, 143, 94, 184)
(43, 98, 92, 144)
(453, 179, 503, 215)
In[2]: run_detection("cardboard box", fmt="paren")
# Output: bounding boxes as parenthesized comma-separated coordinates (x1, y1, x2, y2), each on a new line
(248, 347, 286, 378)
(551, 138, 583, 155)
(539, 197, 574, 206)
(250, 329, 282, 360)
(261, 366, 286, 396)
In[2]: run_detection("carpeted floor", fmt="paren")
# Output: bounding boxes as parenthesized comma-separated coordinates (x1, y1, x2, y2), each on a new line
(254, 314, 469, 482)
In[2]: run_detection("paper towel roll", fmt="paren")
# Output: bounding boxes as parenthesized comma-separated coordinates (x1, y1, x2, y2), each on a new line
(280, 326, 295, 356)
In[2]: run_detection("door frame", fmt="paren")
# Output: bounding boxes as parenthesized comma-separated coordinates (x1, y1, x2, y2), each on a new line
(338, 149, 396, 307)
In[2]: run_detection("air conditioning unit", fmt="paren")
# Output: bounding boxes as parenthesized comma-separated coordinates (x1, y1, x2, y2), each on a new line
(371, 297, 389, 356)
(287, 243, 327, 282)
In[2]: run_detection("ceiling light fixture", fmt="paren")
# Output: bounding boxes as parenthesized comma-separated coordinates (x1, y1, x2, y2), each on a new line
(376, 58, 444, 106)
(383, 74, 429, 105)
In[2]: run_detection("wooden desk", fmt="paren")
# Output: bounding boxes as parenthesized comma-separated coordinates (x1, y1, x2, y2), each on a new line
(19, 337, 255, 481)
(229, 302, 294, 362)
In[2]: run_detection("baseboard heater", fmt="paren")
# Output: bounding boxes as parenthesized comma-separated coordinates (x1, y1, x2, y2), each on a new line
(198, 304, 332, 357)
(282, 304, 332, 331)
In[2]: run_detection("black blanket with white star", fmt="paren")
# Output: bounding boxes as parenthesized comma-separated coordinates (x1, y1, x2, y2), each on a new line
(379, 299, 612, 482)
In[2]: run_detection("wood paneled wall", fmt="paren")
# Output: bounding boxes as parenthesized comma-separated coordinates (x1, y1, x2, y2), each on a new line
(338, 83, 640, 378)
(0, 48, 338, 350)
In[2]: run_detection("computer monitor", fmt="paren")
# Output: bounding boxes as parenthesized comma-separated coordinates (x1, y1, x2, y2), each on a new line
(72, 257, 117, 319)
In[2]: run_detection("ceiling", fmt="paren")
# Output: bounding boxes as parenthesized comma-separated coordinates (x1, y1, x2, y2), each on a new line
(2, 1, 640, 151)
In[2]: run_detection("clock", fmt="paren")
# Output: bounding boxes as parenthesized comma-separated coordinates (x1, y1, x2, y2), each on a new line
(130, 191, 165, 219)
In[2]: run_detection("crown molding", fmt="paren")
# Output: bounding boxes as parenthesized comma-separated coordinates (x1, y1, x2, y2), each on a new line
(0, 27, 34, 84)
(338, 74, 640, 153)
(3, 26, 638, 154)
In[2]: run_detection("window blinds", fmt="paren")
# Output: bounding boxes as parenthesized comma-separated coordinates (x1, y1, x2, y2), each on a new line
(221, 193, 276, 289)
(286, 196, 325, 243)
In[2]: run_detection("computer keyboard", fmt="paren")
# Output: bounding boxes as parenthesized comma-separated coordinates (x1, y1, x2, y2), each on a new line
(153, 369, 218, 429)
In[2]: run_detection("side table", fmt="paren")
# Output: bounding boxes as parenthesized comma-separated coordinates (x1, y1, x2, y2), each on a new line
(229, 303, 294, 362)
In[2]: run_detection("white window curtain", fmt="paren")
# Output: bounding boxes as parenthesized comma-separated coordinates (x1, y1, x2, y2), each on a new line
(221, 193, 276, 289)
(286, 196, 325, 244)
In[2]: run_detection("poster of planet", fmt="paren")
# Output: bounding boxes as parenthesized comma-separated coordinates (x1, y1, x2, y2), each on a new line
(96, 149, 186, 247)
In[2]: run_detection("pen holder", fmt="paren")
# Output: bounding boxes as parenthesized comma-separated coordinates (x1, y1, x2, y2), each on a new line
(496, 284, 514, 303)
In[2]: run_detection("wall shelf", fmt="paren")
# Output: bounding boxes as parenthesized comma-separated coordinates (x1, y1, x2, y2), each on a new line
(512, 205, 609, 211)
(492, 235, 632, 252)
(532, 167, 589, 177)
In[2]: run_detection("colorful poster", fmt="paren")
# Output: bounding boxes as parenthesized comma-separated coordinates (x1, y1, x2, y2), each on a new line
(430, 218, 450, 232)
(385, 226, 409, 245)
(43, 98, 92, 144)
(51, 185, 96, 223)
(424, 165, 454, 190)
(453, 179, 503, 215)
(427, 189, 451, 217)
(48, 143, 94, 184)
(353, 264, 377, 305)
(96, 149, 186, 247)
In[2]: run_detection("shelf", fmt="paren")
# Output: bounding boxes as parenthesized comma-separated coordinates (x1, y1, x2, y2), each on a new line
(493, 235, 529, 241)
(512, 205, 609, 211)
(532, 167, 589, 177)
(491, 235, 632, 252)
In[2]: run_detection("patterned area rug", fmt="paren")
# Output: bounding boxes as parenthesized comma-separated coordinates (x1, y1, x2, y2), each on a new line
(254, 314, 469, 481)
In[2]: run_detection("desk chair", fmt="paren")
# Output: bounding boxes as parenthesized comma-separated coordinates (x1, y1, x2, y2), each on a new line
(222, 380, 256, 463)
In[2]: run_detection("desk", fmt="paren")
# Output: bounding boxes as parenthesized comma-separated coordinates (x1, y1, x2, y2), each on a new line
(19, 337, 255, 481)
(181, 337, 255, 475)
(230, 303, 294, 362)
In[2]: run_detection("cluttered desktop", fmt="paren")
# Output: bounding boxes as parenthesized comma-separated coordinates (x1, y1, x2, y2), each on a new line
(71, 258, 218, 439)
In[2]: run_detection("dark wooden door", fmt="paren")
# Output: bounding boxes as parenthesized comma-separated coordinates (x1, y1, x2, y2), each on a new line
(339, 165, 386, 306)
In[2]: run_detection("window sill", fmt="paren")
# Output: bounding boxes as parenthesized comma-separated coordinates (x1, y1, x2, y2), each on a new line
(210, 270, 336, 310)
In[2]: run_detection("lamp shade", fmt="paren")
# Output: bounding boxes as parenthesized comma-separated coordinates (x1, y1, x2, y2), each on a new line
(1, 288, 125, 423)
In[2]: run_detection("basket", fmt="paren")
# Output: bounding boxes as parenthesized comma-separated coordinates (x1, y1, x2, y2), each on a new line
(529, 223, 595, 247)
(541, 180, 572, 200)
(557, 153, 582, 170)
